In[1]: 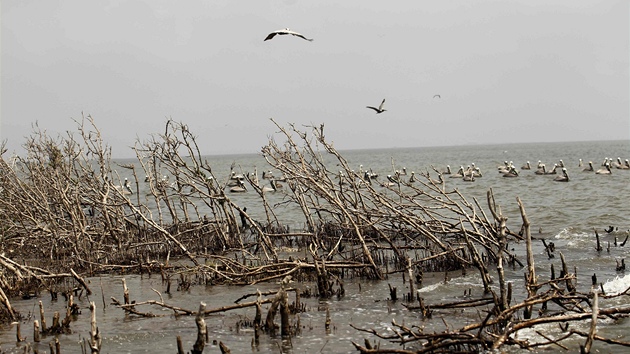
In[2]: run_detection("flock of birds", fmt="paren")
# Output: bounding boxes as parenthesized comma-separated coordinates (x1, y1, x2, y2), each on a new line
(263, 28, 440, 113)
(110, 28, 624, 195)
(113, 155, 627, 197)
(491, 156, 630, 182)
(225, 155, 630, 193)
(234, 156, 620, 193)
(224, 169, 286, 193)
(426, 156, 628, 185)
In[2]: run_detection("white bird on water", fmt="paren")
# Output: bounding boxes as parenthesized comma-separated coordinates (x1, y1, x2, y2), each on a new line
(264, 28, 313, 42)
(366, 99, 387, 114)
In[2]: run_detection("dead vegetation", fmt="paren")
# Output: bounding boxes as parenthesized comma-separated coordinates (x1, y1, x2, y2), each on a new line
(0, 117, 628, 353)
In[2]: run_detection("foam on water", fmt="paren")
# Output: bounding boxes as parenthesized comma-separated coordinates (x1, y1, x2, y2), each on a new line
(554, 228, 595, 248)
(416, 281, 443, 293)
(602, 273, 630, 295)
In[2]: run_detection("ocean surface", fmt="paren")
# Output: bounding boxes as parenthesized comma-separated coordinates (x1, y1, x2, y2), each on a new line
(0, 139, 629, 353)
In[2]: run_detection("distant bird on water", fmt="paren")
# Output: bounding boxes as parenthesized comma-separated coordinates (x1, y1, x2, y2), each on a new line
(366, 99, 387, 114)
(264, 28, 313, 42)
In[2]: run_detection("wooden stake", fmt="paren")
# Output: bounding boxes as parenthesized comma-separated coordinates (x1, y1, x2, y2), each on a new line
(582, 290, 598, 354)
(176, 335, 184, 354)
(191, 302, 207, 354)
(71, 268, 93, 295)
(219, 341, 231, 353)
(407, 257, 415, 302)
(39, 301, 47, 333)
(0, 286, 16, 321)
(122, 278, 130, 305)
(16, 322, 25, 342)
(517, 196, 537, 319)
(33, 320, 40, 342)
(280, 289, 291, 336)
(89, 301, 101, 353)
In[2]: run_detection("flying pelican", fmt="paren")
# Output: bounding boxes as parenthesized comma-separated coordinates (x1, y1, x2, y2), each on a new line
(264, 28, 313, 42)
(366, 99, 387, 114)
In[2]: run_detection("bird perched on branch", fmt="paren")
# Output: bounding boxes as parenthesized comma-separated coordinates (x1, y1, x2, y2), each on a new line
(366, 99, 387, 114)
(264, 28, 313, 42)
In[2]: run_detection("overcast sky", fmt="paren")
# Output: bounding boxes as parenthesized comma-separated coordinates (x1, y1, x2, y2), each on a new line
(2, 1, 628, 158)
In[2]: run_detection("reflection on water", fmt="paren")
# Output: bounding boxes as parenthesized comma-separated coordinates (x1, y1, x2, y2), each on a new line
(1, 140, 629, 353)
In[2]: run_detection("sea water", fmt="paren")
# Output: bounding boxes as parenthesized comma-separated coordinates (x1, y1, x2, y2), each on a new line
(0, 140, 628, 353)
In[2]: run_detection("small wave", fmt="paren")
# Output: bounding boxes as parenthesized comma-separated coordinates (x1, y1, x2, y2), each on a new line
(554, 228, 597, 248)
(417, 282, 443, 293)
(417, 274, 484, 295)
(514, 317, 614, 345)
(554, 227, 590, 240)
(603, 274, 630, 295)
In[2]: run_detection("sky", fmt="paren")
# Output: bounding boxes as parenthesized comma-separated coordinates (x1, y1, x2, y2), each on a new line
(2, 0, 628, 158)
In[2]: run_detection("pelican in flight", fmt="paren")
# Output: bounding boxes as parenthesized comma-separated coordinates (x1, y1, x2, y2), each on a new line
(367, 99, 387, 114)
(264, 28, 313, 42)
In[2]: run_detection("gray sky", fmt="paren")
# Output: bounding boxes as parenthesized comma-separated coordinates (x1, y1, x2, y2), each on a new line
(2, 0, 628, 158)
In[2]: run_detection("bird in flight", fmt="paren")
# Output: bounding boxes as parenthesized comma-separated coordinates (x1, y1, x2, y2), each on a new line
(366, 99, 387, 114)
(433, 94, 441, 99)
(264, 28, 313, 42)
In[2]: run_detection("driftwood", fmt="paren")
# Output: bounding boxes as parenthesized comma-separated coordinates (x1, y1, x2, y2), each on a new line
(0, 118, 520, 291)
(191, 302, 207, 354)
(0, 118, 628, 353)
(89, 301, 101, 353)
(219, 341, 231, 354)
(351, 195, 630, 353)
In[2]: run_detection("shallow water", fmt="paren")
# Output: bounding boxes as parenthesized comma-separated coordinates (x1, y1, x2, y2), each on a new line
(1, 140, 629, 353)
